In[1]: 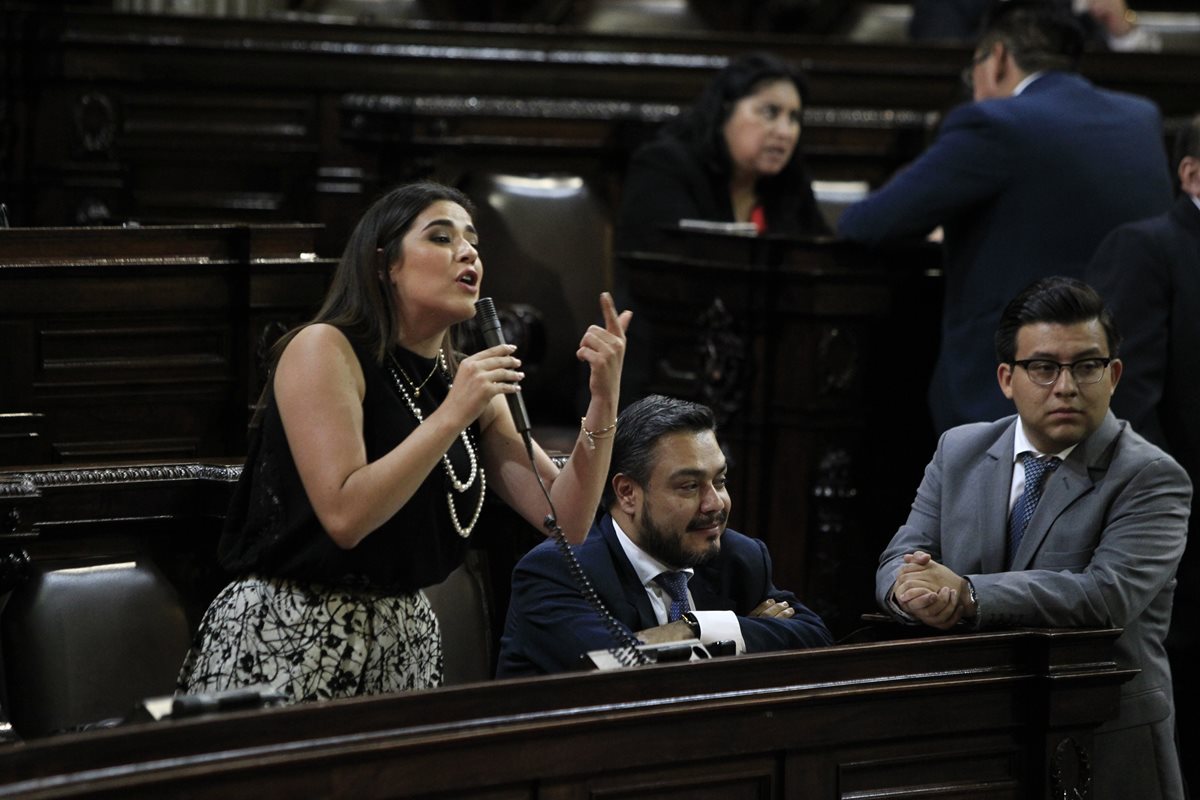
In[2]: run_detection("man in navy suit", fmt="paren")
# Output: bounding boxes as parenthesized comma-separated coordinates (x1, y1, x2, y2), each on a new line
(839, 0, 1172, 433)
(496, 395, 831, 677)
(1087, 113, 1200, 794)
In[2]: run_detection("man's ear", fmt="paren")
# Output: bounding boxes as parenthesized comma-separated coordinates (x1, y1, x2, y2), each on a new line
(612, 473, 640, 516)
(998, 361, 1015, 400)
(991, 41, 1015, 87)
(1179, 156, 1200, 198)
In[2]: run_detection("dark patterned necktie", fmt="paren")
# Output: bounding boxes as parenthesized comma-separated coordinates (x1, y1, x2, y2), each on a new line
(1007, 454, 1062, 567)
(654, 571, 691, 623)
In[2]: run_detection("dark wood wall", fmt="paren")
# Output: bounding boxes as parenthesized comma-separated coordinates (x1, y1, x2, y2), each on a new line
(0, 225, 335, 464)
(3, 7, 1198, 252)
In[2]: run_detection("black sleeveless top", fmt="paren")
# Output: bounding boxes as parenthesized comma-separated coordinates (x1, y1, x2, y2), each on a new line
(218, 334, 483, 592)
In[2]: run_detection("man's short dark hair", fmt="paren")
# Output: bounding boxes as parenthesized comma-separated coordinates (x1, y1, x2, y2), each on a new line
(600, 395, 717, 511)
(980, 0, 1085, 74)
(1173, 112, 1200, 170)
(994, 276, 1121, 363)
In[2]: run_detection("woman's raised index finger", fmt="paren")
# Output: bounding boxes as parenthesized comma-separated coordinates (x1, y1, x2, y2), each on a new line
(599, 291, 629, 334)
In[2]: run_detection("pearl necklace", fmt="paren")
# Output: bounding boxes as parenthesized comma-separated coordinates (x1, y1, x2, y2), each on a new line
(386, 354, 485, 538)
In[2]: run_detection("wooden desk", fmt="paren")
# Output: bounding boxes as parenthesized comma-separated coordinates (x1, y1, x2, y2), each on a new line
(0, 625, 1127, 799)
(621, 232, 943, 636)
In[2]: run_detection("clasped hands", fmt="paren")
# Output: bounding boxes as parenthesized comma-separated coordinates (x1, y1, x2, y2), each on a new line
(892, 551, 976, 630)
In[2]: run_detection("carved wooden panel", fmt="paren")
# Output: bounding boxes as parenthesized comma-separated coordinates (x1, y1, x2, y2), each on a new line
(622, 237, 941, 634)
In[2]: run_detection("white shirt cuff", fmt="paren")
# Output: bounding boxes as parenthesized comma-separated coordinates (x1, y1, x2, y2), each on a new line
(692, 610, 747, 654)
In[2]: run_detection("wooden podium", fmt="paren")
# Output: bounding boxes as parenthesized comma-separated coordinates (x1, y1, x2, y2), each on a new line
(620, 231, 943, 637)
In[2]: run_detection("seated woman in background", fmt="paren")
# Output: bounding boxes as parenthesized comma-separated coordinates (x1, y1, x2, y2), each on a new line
(612, 52, 826, 406)
(614, 51, 829, 255)
(178, 181, 631, 704)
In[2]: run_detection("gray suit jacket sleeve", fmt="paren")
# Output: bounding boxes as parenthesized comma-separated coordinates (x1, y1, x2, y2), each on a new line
(876, 414, 1192, 629)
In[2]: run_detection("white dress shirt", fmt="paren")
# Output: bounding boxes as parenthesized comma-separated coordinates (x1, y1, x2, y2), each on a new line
(611, 518, 746, 653)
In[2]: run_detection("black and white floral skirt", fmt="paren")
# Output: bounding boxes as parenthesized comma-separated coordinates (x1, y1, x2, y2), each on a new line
(177, 575, 443, 704)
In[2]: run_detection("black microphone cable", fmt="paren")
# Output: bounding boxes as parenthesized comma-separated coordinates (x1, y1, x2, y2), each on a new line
(474, 297, 647, 668)
(527, 454, 648, 669)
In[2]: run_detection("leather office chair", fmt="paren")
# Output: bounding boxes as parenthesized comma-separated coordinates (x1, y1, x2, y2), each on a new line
(423, 549, 494, 685)
(574, 0, 708, 32)
(0, 558, 191, 737)
(458, 172, 613, 451)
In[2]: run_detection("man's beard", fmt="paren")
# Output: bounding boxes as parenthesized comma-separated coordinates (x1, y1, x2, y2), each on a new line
(637, 500, 725, 569)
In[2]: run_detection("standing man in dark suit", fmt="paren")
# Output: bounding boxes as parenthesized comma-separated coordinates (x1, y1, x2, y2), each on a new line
(876, 277, 1191, 800)
(839, 0, 1172, 433)
(1087, 111, 1200, 794)
(496, 394, 831, 677)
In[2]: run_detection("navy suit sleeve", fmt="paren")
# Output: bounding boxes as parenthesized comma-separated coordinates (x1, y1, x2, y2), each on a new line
(1087, 221, 1171, 440)
(700, 532, 835, 652)
(838, 102, 1012, 245)
(497, 539, 638, 676)
(723, 535, 834, 650)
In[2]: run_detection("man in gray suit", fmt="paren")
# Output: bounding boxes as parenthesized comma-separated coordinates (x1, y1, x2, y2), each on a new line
(876, 277, 1191, 800)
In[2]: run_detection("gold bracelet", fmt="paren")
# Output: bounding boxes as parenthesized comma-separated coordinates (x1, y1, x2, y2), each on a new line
(581, 417, 616, 449)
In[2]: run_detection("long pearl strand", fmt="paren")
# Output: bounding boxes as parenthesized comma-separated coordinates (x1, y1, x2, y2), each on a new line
(387, 353, 485, 538)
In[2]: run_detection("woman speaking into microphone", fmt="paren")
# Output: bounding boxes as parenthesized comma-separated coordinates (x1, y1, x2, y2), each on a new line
(179, 181, 631, 704)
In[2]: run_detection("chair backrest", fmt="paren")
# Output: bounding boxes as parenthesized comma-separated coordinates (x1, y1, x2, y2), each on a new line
(423, 549, 495, 685)
(458, 172, 612, 429)
(574, 0, 709, 32)
(0, 558, 191, 737)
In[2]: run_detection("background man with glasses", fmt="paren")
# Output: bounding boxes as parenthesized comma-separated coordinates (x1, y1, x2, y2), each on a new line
(838, 0, 1172, 434)
(875, 277, 1191, 800)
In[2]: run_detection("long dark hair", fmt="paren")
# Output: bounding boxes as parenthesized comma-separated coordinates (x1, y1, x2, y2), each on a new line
(273, 181, 476, 370)
(664, 52, 811, 185)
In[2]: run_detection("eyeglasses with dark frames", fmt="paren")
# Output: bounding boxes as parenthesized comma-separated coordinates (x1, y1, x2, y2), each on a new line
(1011, 357, 1113, 386)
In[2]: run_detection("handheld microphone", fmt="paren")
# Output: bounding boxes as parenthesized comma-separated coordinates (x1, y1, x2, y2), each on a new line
(474, 296, 532, 435)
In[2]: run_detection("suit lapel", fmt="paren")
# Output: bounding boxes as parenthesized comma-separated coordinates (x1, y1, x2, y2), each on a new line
(980, 422, 1018, 573)
(689, 568, 735, 613)
(598, 517, 660, 631)
(1010, 413, 1120, 569)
